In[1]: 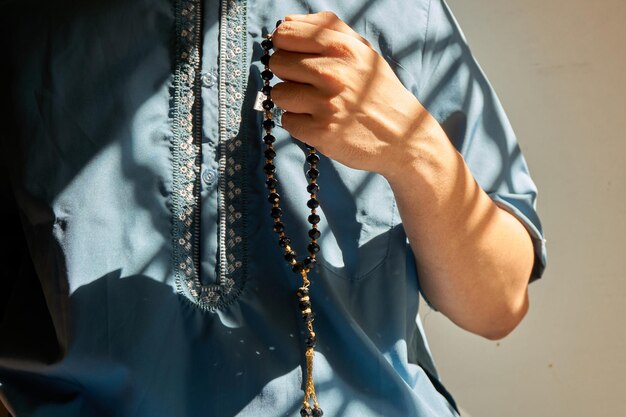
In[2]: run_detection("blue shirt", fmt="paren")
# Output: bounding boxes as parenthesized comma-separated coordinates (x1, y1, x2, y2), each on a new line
(0, 0, 547, 416)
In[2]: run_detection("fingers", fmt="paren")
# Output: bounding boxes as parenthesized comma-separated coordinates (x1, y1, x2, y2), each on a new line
(280, 112, 316, 145)
(267, 11, 373, 152)
(269, 51, 342, 92)
(284, 11, 371, 48)
(272, 20, 361, 56)
(272, 82, 331, 115)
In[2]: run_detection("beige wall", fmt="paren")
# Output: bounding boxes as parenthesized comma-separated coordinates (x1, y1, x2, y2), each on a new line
(421, 0, 626, 416)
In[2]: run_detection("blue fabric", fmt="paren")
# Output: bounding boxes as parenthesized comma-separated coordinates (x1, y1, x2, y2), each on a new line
(0, 0, 546, 416)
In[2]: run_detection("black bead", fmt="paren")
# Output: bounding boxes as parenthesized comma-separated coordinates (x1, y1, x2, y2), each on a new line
(263, 134, 276, 144)
(296, 287, 309, 299)
(268, 192, 280, 204)
(278, 236, 291, 247)
(276, 19, 283, 28)
(292, 262, 303, 273)
(306, 183, 319, 194)
(305, 144, 315, 151)
(308, 214, 320, 225)
(306, 335, 317, 348)
(261, 38, 273, 50)
(270, 207, 282, 219)
(307, 168, 319, 179)
(260, 53, 270, 66)
(261, 84, 273, 96)
(306, 153, 320, 165)
(263, 119, 275, 130)
(264, 148, 276, 159)
(266, 177, 278, 189)
(312, 408, 324, 417)
(300, 407, 312, 417)
(262, 99, 274, 110)
(261, 69, 274, 80)
(303, 256, 317, 268)
(299, 299, 311, 310)
(307, 198, 319, 209)
(273, 222, 284, 233)
(302, 311, 315, 322)
(308, 228, 321, 239)
(284, 251, 297, 262)
(307, 242, 320, 254)
(263, 163, 275, 175)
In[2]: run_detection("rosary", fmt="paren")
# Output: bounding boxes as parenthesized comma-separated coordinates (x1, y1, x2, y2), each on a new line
(260, 20, 325, 417)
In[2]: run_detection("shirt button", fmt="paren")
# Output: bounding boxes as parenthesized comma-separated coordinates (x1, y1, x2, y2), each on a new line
(201, 68, 218, 88)
(202, 168, 217, 187)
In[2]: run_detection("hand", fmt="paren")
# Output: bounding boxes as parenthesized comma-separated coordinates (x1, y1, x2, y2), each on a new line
(270, 12, 441, 179)
(271, 13, 535, 340)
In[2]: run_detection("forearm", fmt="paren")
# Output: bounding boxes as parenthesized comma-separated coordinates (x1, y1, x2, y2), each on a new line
(268, 13, 535, 337)
(384, 109, 534, 340)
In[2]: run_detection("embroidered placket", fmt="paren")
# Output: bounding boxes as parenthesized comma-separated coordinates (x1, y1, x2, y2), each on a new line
(170, 0, 249, 311)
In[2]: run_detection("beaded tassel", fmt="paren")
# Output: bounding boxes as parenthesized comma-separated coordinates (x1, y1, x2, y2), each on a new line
(261, 21, 324, 417)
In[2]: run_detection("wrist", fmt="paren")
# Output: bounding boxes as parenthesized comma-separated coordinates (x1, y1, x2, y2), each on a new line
(382, 109, 459, 193)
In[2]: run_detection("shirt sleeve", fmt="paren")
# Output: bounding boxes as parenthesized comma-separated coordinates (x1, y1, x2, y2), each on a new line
(415, 0, 548, 292)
